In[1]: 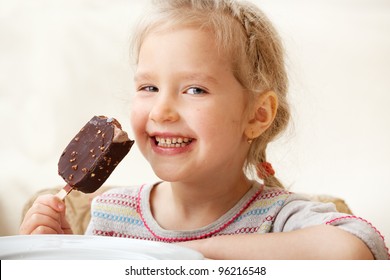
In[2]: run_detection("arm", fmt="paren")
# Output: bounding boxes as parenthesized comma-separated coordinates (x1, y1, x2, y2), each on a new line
(182, 225, 373, 259)
(19, 194, 73, 235)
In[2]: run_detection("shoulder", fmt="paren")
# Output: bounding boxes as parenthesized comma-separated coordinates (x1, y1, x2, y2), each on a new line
(251, 184, 293, 209)
(272, 191, 339, 231)
(232, 184, 292, 232)
(258, 185, 291, 199)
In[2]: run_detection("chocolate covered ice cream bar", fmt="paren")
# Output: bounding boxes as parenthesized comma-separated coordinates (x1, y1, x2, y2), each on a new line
(57, 116, 134, 199)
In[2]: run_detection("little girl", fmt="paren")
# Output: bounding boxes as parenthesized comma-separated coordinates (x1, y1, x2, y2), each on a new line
(20, 0, 389, 259)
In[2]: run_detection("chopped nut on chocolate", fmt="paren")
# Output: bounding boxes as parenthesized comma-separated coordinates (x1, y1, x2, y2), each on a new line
(58, 115, 134, 194)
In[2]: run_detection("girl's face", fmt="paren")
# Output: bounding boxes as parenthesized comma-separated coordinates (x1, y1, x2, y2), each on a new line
(131, 27, 251, 184)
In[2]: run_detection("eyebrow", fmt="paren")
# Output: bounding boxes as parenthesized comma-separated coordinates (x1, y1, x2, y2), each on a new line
(134, 72, 153, 83)
(134, 71, 219, 85)
(181, 72, 218, 85)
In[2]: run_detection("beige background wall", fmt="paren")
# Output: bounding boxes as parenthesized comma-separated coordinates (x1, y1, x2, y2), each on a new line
(1, 0, 389, 248)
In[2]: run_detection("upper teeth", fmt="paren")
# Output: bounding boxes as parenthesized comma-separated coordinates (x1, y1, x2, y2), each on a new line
(155, 136, 192, 147)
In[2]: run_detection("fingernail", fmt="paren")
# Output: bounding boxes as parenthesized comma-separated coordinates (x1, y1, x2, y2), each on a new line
(57, 203, 64, 211)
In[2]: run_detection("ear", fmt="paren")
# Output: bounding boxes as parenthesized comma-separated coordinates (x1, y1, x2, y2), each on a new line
(244, 91, 278, 140)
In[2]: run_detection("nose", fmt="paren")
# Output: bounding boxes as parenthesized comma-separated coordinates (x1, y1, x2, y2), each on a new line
(149, 92, 179, 123)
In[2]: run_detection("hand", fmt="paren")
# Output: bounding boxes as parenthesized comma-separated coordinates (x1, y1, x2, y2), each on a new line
(19, 194, 73, 235)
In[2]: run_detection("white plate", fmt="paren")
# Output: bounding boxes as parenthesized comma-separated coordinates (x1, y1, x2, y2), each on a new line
(0, 235, 204, 260)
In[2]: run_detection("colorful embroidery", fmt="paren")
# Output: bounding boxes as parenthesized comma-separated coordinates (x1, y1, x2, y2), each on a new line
(89, 184, 291, 242)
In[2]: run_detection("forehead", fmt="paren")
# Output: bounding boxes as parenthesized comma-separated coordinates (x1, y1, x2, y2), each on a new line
(138, 17, 240, 60)
(141, 26, 221, 55)
(136, 27, 233, 77)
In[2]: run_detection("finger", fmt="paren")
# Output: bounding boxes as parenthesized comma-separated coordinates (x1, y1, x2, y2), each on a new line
(20, 212, 63, 234)
(34, 194, 65, 212)
(31, 225, 59, 235)
(22, 202, 62, 225)
(20, 201, 64, 235)
(22, 193, 66, 224)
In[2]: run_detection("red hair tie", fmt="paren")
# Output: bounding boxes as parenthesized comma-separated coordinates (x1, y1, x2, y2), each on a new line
(257, 162, 275, 179)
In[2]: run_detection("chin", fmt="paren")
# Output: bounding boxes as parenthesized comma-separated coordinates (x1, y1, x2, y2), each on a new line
(153, 168, 180, 182)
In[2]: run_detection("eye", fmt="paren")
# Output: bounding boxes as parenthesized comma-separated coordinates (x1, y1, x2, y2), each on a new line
(138, 85, 159, 93)
(184, 87, 208, 95)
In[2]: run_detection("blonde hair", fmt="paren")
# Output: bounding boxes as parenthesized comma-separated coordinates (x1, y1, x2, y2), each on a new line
(131, 0, 290, 188)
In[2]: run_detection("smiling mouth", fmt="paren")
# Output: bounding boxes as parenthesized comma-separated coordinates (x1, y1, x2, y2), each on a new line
(154, 136, 193, 148)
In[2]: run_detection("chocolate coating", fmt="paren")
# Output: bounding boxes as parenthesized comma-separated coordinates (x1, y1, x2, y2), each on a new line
(58, 116, 134, 193)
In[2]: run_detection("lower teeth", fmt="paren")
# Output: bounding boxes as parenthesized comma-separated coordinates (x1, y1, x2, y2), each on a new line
(157, 143, 189, 148)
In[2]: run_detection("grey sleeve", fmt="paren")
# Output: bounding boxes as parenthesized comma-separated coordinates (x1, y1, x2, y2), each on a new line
(272, 194, 389, 260)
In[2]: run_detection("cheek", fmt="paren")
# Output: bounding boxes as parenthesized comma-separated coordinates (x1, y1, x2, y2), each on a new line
(195, 107, 245, 145)
(208, 102, 247, 133)
(130, 101, 149, 139)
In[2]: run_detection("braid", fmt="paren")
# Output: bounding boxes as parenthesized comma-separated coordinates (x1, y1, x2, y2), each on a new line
(257, 149, 284, 189)
(229, 2, 290, 188)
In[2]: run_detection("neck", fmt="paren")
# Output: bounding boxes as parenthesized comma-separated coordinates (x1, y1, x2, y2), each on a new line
(173, 176, 251, 208)
(150, 173, 253, 230)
